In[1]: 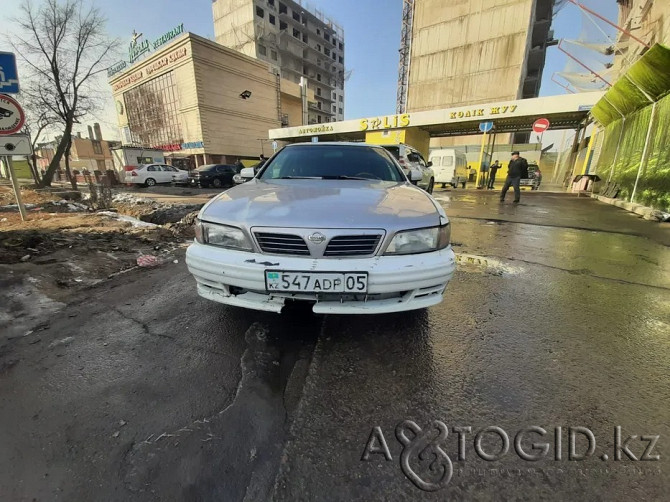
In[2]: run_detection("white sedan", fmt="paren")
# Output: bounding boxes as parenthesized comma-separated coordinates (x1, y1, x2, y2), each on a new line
(186, 142, 456, 314)
(125, 164, 187, 187)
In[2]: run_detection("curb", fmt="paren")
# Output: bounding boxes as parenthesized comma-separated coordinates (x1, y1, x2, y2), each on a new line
(594, 195, 666, 222)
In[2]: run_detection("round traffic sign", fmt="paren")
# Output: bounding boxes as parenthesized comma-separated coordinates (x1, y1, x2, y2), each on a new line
(0, 94, 25, 135)
(479, 121, 494, 133)
(532, 118, 550, 134)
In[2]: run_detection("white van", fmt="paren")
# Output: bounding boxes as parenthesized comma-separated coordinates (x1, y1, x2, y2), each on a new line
(429, 149, 468, 188)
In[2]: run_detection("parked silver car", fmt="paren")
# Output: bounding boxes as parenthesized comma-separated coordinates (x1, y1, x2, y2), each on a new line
(381, 144, 435, 193)
(186, 142, 456, 314)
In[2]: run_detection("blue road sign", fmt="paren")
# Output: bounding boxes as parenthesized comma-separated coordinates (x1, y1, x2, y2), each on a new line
(479, 121, 494, 133)
(0, 52, 20, 94)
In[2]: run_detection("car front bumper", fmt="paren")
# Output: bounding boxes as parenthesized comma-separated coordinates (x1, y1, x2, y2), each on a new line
(185, 242, 456, 314)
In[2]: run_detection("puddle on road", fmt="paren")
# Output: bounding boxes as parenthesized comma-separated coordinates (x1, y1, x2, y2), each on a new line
(455, 253, 523, 275)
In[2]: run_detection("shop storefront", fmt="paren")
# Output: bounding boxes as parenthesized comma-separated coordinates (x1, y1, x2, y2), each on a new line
(109, 31, 282, 168)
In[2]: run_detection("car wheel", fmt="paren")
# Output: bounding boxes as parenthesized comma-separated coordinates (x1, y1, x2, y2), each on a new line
(441, 183, 447, 189)
(212, 178, 222, 188)
(461, 182, 466, 189)
(145, 178, 156, 187)
(427, 178, 434, 194)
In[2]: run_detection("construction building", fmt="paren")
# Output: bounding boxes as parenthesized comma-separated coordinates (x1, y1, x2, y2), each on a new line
(213, 0, 346, 125)
(398, 0, 557, 146)
(613, 0, 670, 76)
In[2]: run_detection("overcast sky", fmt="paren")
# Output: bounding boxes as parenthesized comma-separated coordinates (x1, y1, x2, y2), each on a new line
(1, 0, 619, 145)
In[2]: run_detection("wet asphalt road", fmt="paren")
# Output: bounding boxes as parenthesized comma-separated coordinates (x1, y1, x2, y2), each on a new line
(1, 190, 669, 501)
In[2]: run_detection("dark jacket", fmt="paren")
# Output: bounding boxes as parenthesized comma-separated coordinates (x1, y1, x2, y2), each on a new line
(490, 163, 499, 174)
(507, 157, 528, 178)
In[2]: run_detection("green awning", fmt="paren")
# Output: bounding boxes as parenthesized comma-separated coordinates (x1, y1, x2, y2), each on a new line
(591, 43, 670, 126)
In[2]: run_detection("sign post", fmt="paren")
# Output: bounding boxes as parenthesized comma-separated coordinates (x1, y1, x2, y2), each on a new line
(5, 156, 27, 221)
(0, 89, 28, 221)
(533, 118, 550, 147)
(476, 121, 493, 188)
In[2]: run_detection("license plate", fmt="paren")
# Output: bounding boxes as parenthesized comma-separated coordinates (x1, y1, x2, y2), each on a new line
(265, 271, 368, 293)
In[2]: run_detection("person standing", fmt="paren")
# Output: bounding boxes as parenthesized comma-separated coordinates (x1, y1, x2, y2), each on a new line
(488, 160, 500, 189)
(500, 151, 527, 203)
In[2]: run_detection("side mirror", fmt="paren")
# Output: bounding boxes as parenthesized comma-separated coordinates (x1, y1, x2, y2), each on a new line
(426, 161, 433, 168)
(409, 168, 423, 182)
(233, 174, 245, 184)
(240, 167, 255, 179)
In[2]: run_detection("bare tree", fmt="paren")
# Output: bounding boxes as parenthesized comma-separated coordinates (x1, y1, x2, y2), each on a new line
(12, 0, 117, 187)
(20, 88, 60, 185)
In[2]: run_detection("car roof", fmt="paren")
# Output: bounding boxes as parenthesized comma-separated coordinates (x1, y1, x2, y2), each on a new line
(282, 142, 417, 150)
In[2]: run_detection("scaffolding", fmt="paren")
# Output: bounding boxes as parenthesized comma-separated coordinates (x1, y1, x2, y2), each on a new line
(396, 0, 414, 114)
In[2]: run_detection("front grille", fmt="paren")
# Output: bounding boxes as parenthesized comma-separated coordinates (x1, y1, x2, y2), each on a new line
(255, 232, 310, 255)
(324, 234, 382, 257)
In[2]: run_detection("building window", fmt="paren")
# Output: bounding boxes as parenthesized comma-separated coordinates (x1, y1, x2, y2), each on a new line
(125, 71, 183, 149)
(331, 52, 336, 60)
(339, 107, 343, 114)
(316, 44, 321, 52)
(256, 6, 264, 18)
(316, 28, 320, 35)
(292, 11, 300, 21)
(332, 91, 336, 99)
(316, 73, 321, 81)
(268, 0, 274, 5)
(303, 65, 307, 75)
(279, 2, 287, 14)
(280, 20, 287, 30)
(324, 47, 330, 56)
(317, 115, 322, 123)
(324, 33, 330, 42)
(92, 140, 102, 154)
(258, 44, 267, 56)
(269, 14, 275, 24)
(303, 34, 308, 43)
(293, 27, 300, 38)
(339, 41, 343, 50)
(302, 15, 307, 26)
(316, 87, 321, 96)
(332, 105, 336, 112)
(339, 56, 343, 64)
(271, 49, 278, 60)
(339, 95, 343, 102)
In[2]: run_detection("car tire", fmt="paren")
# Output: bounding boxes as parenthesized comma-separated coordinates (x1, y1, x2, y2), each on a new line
(427, 178, 434, 194)
(212, 178, 222, 188)
(145, 178, 156, 187)
(461, 182, 466, 189)
(441, 183, 447, 189)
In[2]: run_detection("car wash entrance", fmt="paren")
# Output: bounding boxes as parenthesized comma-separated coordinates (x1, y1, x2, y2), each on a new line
(268, 92, 604, 190)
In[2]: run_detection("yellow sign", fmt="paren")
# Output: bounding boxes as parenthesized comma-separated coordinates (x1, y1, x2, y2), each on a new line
(449, 105, 518, 120)
(360, 114, 410, 131)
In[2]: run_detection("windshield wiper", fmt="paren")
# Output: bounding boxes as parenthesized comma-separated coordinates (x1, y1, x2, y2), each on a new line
(276, 176, 322, 179)
(322, 175, 371, 180)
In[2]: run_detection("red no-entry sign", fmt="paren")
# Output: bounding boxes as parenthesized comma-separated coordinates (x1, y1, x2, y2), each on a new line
(533, 118, 550, 134)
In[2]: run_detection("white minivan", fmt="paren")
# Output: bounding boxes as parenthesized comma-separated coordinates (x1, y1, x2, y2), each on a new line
(429, 149, 468, 188)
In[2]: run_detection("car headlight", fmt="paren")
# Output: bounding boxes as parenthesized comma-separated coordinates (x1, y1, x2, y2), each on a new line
(384, 224, 451, 255)
(194, 219, 252, 251)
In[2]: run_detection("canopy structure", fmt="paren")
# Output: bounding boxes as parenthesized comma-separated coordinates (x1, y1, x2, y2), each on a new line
(269, 92, 604, 143)
(591, 44, 670, 126)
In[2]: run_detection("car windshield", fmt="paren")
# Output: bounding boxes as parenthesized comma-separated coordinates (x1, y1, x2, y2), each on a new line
(258, 145, 404, 182)
(195, 164, 217, 172)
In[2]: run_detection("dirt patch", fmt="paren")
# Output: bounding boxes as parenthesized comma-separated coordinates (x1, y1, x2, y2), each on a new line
(0, 188, 201, 340)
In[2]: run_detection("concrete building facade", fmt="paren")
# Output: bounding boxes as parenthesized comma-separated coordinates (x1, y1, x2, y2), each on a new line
(108, 32, 309, 169)
(403, 0, 556, 146)
(613, 0, 670, 76)
(213, 0, 346, 124)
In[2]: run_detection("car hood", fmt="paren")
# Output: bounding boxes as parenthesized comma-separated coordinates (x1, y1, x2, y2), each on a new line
(200, 179, 442, 230)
